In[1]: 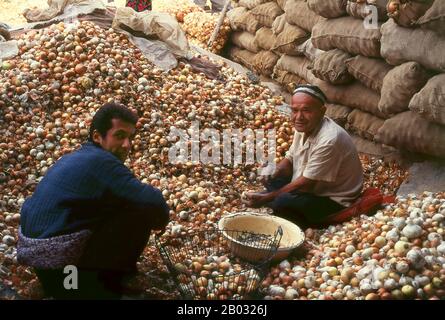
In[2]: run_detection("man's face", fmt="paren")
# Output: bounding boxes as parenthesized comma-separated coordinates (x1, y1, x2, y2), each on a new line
(290, 93, 326, 134)
(93, 118, 136, 162)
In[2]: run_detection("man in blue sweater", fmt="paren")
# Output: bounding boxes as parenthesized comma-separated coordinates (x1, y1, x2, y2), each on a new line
(17, 103, 170, 299)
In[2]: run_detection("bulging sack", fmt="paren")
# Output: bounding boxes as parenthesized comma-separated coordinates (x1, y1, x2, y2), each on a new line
(253, 50, 280, 76)
(272, 69, 306, 93)
(254, 27, 277, 51)
(238, 0, 272, 10)
(272, 14, 286, 35)
(232, 31, 260, 53)
(227, 7, 261, 34)
(275, 55, 316, 83)
(346, 109, 385, 142)
(272, 23, 309, 55)
(380, 19, 445, 72)
(346, 0, 389, 21)
(376, 111, 445, 159)
(315, 79, 386, 118)
(345, 55, 393, 93)
(312, 17, 382, 58)
(309, 49, 353, 85)
(229, 46, 256, 70)
(250, 2, 284, 27)
(284, 0, 326, 32)
(307, 0, 348, 18)
(296, 38, 324, 62)
(416, 1, 445, 32)
(386, 0, 434, 28)
(409, 74, 445, 126)
(325, 104, 352, 127)
(378, 61, 430, 116)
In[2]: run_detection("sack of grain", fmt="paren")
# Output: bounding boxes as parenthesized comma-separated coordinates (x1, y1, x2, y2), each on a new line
(232, 32, 260, 53)
(345, 56, 393, 93)
(284, 0, 326, 32)
(378, 61, 430, 116)
(409, 74, 445, 126)
(416, 1, 445, 32)
(309, 49, 353, 84)
(315, 79, 386, 118)
(312, 17, 382, 57)
(387, 0, 434, 28)
(275, 55, 317, 83)
(229, 46, 257, 70)
(307, 0, 348, 18)
(272, 69, 307, 93)
(272, 23, 309, 55)
(346, 0, 388, 21)
(381, 19, 445, 72)
(253, 50, 280, 76)
(254, 27, 278, 51)
(277, 0, 288, 10)
(350, 135, 399, 158)
(325, 104, 352, 127)
(295, 38, 324, 61)
(272, 14, 286, 35)
(346, 109, 384, 141)
(239, 0, 272, 10)
(227, 7, 261, 33)
(250, 2, 284, 27)
(376, 111, 445, 158)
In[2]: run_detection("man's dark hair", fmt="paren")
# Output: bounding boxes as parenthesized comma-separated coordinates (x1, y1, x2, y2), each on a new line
(89, 102, 139, 141)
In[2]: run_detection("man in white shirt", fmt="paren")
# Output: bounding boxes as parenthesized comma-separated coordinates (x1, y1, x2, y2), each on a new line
(246, 85, 363, 228)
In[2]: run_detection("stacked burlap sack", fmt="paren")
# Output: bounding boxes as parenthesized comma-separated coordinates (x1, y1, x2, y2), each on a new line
(227, 0, 445, 159)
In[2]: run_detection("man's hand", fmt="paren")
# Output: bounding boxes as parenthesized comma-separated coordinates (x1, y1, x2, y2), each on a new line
(244, 192, 273, 208)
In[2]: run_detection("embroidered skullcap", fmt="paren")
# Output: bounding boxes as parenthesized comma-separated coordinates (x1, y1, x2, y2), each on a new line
(293, 84, 327, 105)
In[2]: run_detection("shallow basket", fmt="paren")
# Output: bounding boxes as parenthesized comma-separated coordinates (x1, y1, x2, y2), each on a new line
(155, 228, 282, 300)
(218, 212, 305, 261)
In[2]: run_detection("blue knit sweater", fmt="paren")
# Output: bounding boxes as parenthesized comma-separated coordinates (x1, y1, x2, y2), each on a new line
(20, 142, 170, 239)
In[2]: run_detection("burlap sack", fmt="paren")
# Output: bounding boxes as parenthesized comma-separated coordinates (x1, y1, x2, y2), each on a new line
(312, 17, 382, 57)
(295, 38, 324, 61)
(346, 109, 385, 141)
(229, 46, 256, 70)
(378, 62, 430, 116)
(277, 0, 288, 10)
(284, 0, 326, 32)
(253, 50, 280, 76)
(239, 0, 272, 10)
(325, 104, 352, 127)
(409, 74, 445, 126)
(375, 111, 445, 158)
(315, 79, 386, 118)
(309, 49, 353, 85)
(227, 7, 261, 33)
(275, 55, 316, 83)
(254, 27, 277, 51)
(272, 14, 286, 35)
(232, 31, 260, 53)
(381, 19, 445, 72)
(350, 135, 398, 158)
(416, 1, 445, 32)
(272, 69, 306, 93)
(23, 0, 103, 22)
(307, 0, 348, 18)
(387, 0, 434, 28)
(345, 56, 393, 92)
(250, 2, 284, 28)
(112, 8, 190, 58)
(346, 0, 389, 21)
(272, 23, 309, 55)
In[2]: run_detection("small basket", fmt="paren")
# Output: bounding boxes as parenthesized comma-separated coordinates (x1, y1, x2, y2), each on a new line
(155, 228, 282, 300)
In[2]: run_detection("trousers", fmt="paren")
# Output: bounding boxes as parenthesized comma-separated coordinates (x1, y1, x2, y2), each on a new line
(264, 177, 345, 228)
(34, 210, 154, 299)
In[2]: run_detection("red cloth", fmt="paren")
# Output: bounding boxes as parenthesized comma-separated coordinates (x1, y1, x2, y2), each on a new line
(324, 188, 396, 224)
